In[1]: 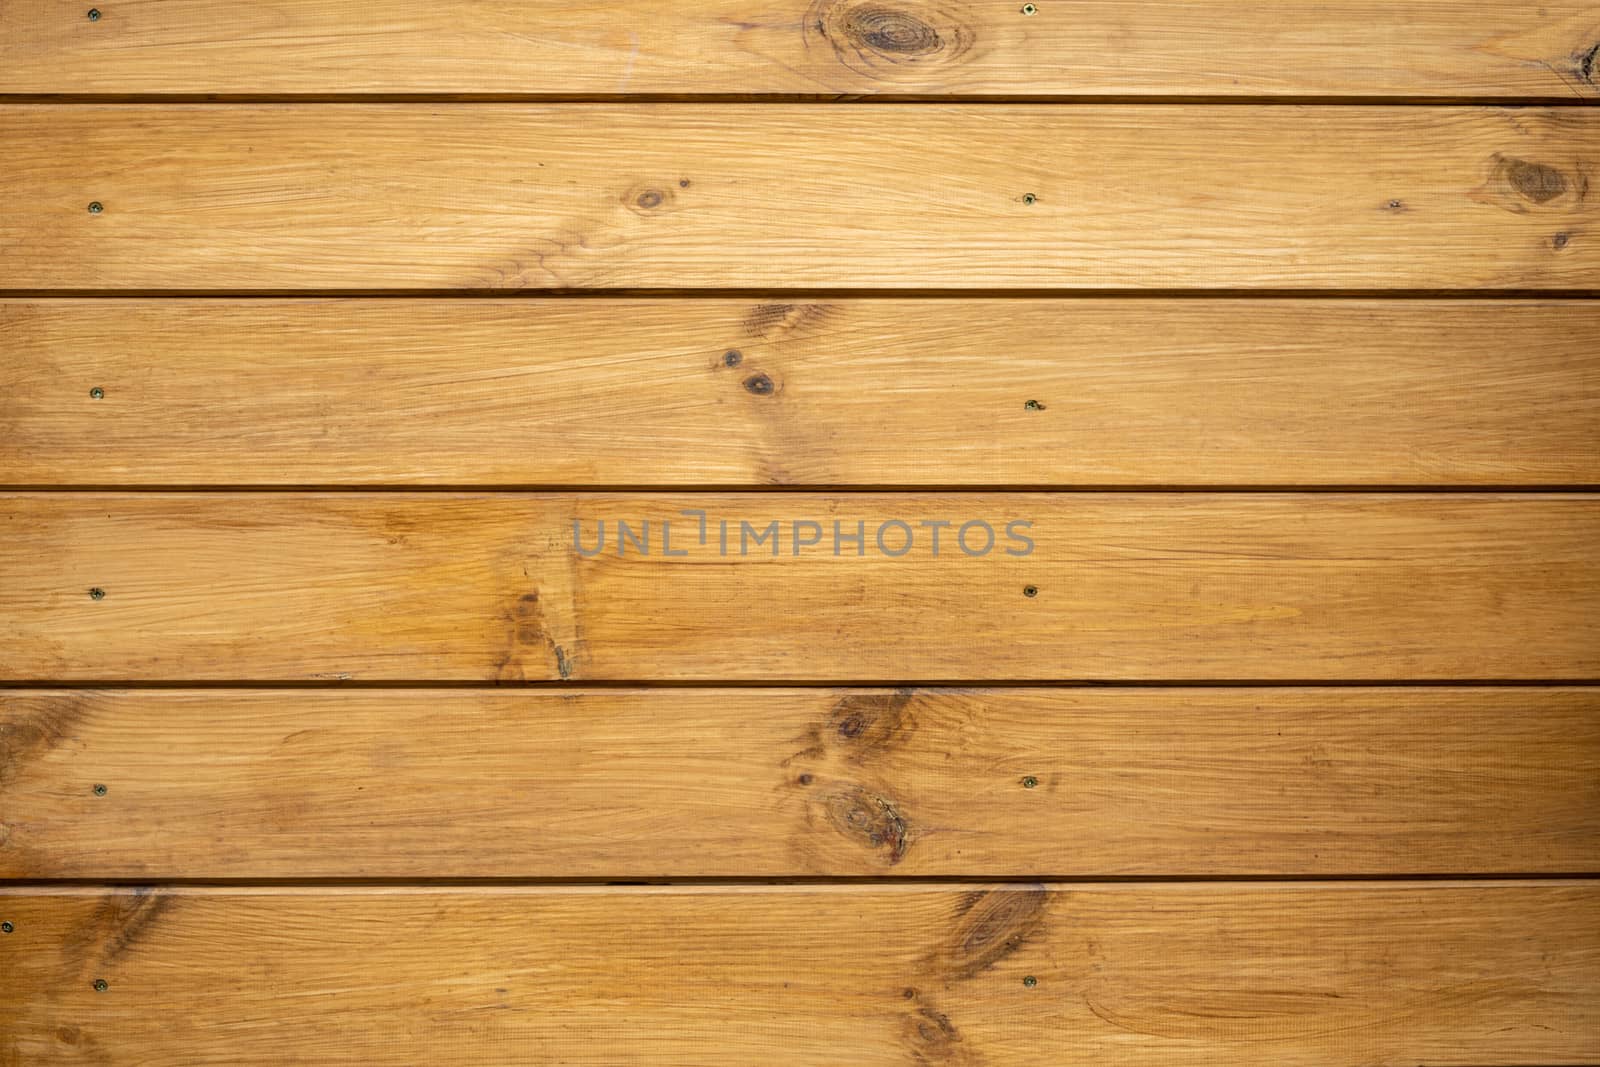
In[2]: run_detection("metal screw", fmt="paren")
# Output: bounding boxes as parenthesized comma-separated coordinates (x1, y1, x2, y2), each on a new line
(1023, 975, 1038, 988)
(87, 7, 101, 19)
(93, 979, 109, 992)
(1022, 193, 1037, 205)
(1023, 585, 1038, 598)
(89, 587, 106, 601)
(89, 386, 105, 399)
(723, 349, 743, 367)
(88, 201, 103, 214)
(1021, 3, 1037, 14)
(93, 783, 108, 796)
(1, 922, 13, 934)
(1024, 399, 1042, 411)
(1022, 775, 1038, 788)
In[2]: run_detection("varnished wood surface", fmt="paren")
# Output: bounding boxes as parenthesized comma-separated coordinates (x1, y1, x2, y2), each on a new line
(4, 105, 1596, 291)
(6, 298, 1598, 487)
(2, 0, 1597, 98)
(1, 883, 1595, 1066)
(3, 688, 1596, 879)
(2, 493, 1596, 681)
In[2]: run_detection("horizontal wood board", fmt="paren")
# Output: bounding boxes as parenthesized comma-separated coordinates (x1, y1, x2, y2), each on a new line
(4, 298, 1598, 487)
(0, 883, 1596, 1065)
(2, 0, 1597, 98)
(1, 493, 1596, 681)
(2, 687, 1596, 878)
(4, 105, 1597, 290)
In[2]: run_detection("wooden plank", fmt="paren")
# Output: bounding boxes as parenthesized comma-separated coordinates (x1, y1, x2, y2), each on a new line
(3, 105, 1595, 291)
(2, 0, 1597, 98)
(1, 493, 1595, 681)
(1, 883, 1595, 1065)
(6, 298, 1599, 487)
(3, 688, 1596, 879)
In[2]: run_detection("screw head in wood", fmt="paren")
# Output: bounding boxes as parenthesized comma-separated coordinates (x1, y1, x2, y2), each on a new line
(1021, 3, 1037, 14)
(1023, 975, 1038, 987)
(1022, 775, 1039, 788)
(88, 201, 103, 214)
(89, 386, 105, 399)
(1023, 585, 1038, 598)
(1024, 399, 1042, 410)
(89, 587, 106, 600)
(93, 979, 109, 992)
(1021, 193, 1037, 205)
(87, 7, 101, 19)
(1, 922, 13, 934)
(93, 783, 108, 796)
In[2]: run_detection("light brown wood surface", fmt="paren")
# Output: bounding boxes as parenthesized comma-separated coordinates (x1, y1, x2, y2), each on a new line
(2, 493, 1596, 681)
(6, 298, 1598, 487)
(2, 0, 1597, 98)
(4, 105, 1596, 291)
(1, 883, 1595, 1066)
(3, 687, 1596, 879)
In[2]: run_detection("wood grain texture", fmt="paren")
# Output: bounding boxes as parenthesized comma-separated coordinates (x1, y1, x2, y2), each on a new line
(2, 493, 1596, 681)
(2, 0, 1597, 98)
(1, 883, 1595, 1066)
(3, 688, 1596, 879)
(6, 298, 1599, 487)
(3, 105, 1596, 290)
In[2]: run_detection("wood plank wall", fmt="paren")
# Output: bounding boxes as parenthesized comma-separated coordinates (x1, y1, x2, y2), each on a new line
(1, 3, 1597, 1064)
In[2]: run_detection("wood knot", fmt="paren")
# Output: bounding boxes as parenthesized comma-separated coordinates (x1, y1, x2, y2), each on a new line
(845, 7, 942, 55)
(1478, 154, 1576, 214)
(743, 373, 776, 396)
(932, 887, 1049, 980)
(826, 689, 914, 759)
(807, 1, 974, 80)
(824, 785, 909, 864)
(900, 1006, 974, 1063)
(1506, 159, 1567, 203)
(622, 183, 676, 216)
